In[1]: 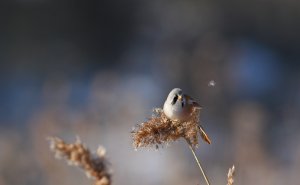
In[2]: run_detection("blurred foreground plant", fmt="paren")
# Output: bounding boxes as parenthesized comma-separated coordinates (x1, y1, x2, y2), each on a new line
(227, 165, 235, 185)
(48, 137, 111, 185)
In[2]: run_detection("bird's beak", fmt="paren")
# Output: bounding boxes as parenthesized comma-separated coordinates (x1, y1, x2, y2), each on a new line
(178, 95, 183, 101)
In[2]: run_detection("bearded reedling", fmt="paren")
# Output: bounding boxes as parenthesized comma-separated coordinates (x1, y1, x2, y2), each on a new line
(163, 88, 211, 144)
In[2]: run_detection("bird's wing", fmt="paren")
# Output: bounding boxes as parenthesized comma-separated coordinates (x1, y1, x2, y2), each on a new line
(184, 94, 201, 108)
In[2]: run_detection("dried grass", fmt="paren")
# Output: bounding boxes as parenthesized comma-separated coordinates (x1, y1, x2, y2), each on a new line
(48, 137, 111, 185)
(47, 108, 236, 185)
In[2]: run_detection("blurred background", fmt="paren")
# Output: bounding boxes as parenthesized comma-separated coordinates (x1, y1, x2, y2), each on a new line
(1, 0, 300, 185)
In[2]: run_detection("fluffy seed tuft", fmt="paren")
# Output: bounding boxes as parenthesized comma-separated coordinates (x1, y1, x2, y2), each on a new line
(132, 107, 209, 149)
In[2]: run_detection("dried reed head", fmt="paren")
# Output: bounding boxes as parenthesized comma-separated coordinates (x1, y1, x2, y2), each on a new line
(132, 107, 210, 149)
(227, 165, 235, 185)
(48, 137, 111, 185)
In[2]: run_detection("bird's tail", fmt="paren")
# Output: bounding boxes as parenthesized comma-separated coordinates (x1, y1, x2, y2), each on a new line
(199, 125, 211, 144)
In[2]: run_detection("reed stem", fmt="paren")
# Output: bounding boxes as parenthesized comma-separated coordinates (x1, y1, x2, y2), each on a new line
(188, 144, 211, 185)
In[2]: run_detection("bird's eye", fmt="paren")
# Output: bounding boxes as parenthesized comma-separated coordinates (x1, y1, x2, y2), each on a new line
(172, 95, 178, 105)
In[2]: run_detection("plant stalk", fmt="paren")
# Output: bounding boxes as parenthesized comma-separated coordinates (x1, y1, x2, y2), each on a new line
(188, 144, 211, 185)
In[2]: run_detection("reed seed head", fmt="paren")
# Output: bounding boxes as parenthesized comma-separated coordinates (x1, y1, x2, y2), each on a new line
(227, 165, 235, 185)
(48, 137, 111, 185)
(132, 107, 205, 149)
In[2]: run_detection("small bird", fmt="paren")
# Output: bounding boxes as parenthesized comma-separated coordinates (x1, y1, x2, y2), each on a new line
(163, 88, 211, 144)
